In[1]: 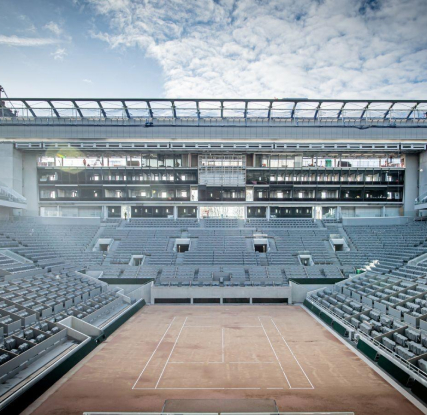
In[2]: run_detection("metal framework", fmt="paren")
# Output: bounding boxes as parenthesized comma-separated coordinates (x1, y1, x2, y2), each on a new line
(1, 98, 427, 121)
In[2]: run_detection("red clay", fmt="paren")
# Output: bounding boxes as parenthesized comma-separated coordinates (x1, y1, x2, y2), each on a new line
(27, 305, 424, 415)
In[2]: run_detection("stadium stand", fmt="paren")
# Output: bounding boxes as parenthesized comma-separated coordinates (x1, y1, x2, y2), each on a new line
(306, 251, 427, 380)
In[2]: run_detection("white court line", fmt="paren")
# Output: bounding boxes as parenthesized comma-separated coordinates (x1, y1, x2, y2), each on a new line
(184, 325, 262, 328)
(270, 318, 315, 390)
(134, 387, 262, 390)
(168, 361, 275, 364)
(169, 362, 205, 364)
(155, 317, 188, 389)
(228, 361, 275, 364)
(132, 317, 176, 390)
(222, 327, 225, 363)
(184, 325, 217, 327)
(258, 316, 291, 389)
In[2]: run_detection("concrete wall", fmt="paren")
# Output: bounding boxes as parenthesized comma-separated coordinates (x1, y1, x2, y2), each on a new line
(290, 281, 336, 303)
(0, 143, 22, 192)
(342, 216, 411, 226)
(151, 286, 292, 304)
(21, 152, 38, 216)
(32, 216, 101, 226)
(2, 122, 427, 143)
(419, 150, 427, 198)
(404, 154, 419, 216)
(0, 206, 12, 219)
(114, 283, 152, 304)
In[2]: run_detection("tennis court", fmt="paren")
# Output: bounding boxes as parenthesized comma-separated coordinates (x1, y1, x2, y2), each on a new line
(26, 305, 423, 415)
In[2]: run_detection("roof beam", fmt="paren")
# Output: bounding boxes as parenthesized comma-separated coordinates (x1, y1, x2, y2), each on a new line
(22, 100, 36, 117)
(337, 102, 346, 119)
(383, 102, 395, 119)
(7, 98, 427, 104)
(47, 101, 60, 117)
(406, 102, 419, 120)
(97, 101, 107, 118)
(290, 102, 297, 119)
(72, 100, 83, 118)
(146, 101, 153, 118)
(360, 102, 371, 119)
(171, 100, 177, 119)
(267, 101, 273, 121)
(314, 102, 322, 120)
(196, 101, 201, 119)
(121, 100, 131, 119)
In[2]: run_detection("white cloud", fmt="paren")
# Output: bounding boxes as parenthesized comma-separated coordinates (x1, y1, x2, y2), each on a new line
(0, 35, 60, 47)
(83, 79, 93, 83)
(51, 47, 67, 60)
(84, 0, 427, 98)
(44, 22, 63, 36)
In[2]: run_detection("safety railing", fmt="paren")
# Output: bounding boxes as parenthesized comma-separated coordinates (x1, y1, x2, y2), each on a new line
(415, 191, 427, 205)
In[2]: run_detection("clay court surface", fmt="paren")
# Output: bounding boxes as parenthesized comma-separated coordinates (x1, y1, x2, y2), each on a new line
(27, 305, 422, 415)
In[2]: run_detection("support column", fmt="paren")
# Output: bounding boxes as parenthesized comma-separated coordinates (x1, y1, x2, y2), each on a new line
(173, 206, 178, 219)
(266, 206, 270, 220)
(381, 206, 386, 217)
(337, 206, 342, 220)
(419, 150, 427, 197)
(404, 154, 419, 217)
(22, 152, 39, 216)
(0, 143, 23, 193)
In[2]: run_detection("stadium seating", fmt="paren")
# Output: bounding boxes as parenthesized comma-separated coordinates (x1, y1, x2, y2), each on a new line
(308, 264, 427, 376)
(0, 269, 122, 385)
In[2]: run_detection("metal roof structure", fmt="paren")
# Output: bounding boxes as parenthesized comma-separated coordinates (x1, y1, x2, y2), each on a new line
(1, 98, 427, 121)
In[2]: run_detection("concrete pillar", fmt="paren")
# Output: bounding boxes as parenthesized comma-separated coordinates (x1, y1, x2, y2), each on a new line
(190, 297, 193, 304)
(22, 152, 39, 216)
(220, 297, 223, 304)
(0, 143, 22, 193)
(336, 206, 341, 220)
(249, 297, 253, 304)
(266, 206, 270, 220)
(173, 206, 178, 219)
(382, 206, 386, 217)
(102, 206, 107, 220)
(404, 154, 419, 217)
(419, 150, 427, 198)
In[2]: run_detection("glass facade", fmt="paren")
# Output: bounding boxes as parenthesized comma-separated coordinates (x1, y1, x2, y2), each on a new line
(37, 152, 405, 217)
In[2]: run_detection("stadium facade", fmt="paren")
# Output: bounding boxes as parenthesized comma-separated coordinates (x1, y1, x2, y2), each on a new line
(0, 98, 426, 220)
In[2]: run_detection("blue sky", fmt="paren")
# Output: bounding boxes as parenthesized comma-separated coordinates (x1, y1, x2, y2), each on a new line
(0, 0, 427, 98)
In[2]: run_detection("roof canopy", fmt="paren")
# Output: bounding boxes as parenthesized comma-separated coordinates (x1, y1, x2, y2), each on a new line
(2, 98, 427, 121)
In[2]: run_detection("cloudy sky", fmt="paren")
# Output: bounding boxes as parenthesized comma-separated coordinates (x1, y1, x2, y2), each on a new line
(0, 0, 427, 98)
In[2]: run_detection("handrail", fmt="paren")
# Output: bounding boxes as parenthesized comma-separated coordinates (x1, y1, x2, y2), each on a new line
(415, 190, 427, 205)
